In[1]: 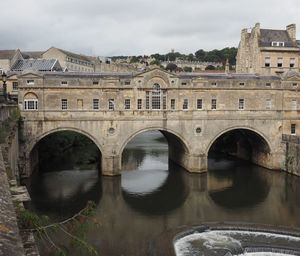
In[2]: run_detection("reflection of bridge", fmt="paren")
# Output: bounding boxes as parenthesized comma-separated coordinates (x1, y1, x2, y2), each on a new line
(18, 68, 298, 176)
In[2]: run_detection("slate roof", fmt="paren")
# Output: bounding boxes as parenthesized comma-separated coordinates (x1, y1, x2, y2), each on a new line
(11, 59, 62, 71)
(260, 29, 294, 47)
(43, 71, 133, 79)
(0, 50, 17, 59)
(179, 72, 280, 80)
(22, 51, 44, 59)
(54, 47, 92, 63)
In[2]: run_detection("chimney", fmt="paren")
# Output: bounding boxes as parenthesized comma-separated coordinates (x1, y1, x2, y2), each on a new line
(225, 59, 230, 74)
(286, 24, 296, 42)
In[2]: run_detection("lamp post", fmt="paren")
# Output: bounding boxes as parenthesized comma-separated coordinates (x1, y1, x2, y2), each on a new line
(2, 72, 7, 101)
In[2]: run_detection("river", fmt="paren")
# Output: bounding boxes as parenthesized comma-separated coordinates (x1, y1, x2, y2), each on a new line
(25, 130, 300, 255)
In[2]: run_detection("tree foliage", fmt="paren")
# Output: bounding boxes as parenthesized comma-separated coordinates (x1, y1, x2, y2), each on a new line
(17, 201, 100, 256)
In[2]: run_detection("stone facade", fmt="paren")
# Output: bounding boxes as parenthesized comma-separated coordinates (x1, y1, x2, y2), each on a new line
(161, 61, 223, 71)
(236, 23, 300, 75)
(17, 68, 299, 177)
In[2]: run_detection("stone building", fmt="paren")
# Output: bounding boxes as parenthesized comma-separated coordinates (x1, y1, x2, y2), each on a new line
(17, 68, 299, 176)
(42, 47, 96, 72)
(0, 49, 23, 73)
(236, 23, 300, 75)
(161, 60, 223, 71)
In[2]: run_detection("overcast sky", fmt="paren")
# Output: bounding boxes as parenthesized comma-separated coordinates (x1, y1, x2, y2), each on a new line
(1, 0, 300, 57)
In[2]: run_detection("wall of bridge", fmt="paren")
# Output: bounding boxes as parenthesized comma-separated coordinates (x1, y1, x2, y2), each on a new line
(20, 110, 285, 177)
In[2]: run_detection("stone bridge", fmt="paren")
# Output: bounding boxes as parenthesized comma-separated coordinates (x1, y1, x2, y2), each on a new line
(17, 68, 299, 176)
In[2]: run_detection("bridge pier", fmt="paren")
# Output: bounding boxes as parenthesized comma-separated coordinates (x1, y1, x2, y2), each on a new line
(169, 150, 208, 173)
(101, 155, 122, 176)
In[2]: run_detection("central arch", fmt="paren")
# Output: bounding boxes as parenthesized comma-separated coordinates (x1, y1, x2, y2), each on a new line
(119, 127, 191, 172)
(206, 126, 272, 169)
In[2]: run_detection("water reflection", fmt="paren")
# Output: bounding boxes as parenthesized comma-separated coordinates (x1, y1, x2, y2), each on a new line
(25, 170, 102, 219)
(25, 130, 300, 256)
(208, 157, 271, 209)
(121, 131, 189, 215)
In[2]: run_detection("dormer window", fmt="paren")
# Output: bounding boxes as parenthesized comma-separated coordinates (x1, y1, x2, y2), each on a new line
(272, 42, 285, 47)
(27, 80, 34, 85)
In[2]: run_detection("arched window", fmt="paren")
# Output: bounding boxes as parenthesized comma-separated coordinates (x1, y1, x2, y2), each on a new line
(24, 92, 38, 110)
(152, 83, 161, 109)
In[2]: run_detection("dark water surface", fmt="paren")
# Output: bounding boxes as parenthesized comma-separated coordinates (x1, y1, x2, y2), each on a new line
(25, 131, 300, 256)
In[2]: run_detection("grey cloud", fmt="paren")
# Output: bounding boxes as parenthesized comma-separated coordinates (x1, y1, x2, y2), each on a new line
(1, 0, 300, 56)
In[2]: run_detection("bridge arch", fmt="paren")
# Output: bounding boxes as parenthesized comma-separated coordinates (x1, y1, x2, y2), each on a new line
(206, 126, 272, 169)
(119, 127, 192, 172)
(119, 127, 191, 156)
(27, 127, 104, 156)
(25, 127, 103, 176)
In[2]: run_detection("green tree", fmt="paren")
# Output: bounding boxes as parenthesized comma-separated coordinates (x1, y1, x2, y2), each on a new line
(165, 63, 178, 71)
(195, 49, 205, 60)
(183, 66, 193, 72)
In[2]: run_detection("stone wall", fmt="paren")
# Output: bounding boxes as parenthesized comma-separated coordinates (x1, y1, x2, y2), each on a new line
(283, 134, 300, 176)
(0, 147, 25, 256)
(0, 104, 17, 122)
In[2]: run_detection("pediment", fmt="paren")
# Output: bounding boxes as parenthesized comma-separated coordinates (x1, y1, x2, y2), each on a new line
(18, 72, 43, 79)
(134, 68, 177, 78)
(282, 75, 300, 81)
(134, 68, 177, 87)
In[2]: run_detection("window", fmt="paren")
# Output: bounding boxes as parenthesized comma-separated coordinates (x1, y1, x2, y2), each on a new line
(137, 99, 142, 109)
(163, 90, 167, 110)
(93, 99, 99, 110)
(291, 124, 296, 135)
(293, 83, 297, 87)
(171, 99, 175, 110)
(277, 58, 283, 68)
(12, 82, 18, 90)
(61, 81, 68, 85)
(292, 100, 297, 110)
(109, 99, 114, 110)
(0, 69, 3, 75)
(61, 99, 68, 110)
(93, 81, 99, 85)
(24, 99, 38, 110)
(125, 81, 131, 85)
(266, 83, 271, 87)
(290, 58, 295, 68)
(272, 41, 285, 47)
(211, 82, 217, 86)
(266, 99, 271, 110)
(239, 82, 245, 87)
(211, 99, 217, 110)
(239, 99, 244, 110)
(183, 99, 188, 110)
(181, 82, 187, 86)
(125, 99, 130, 109)
(265, 57, 270, 67)
(146, 91, 150, 109)
(27, 80, 34, 85)
(197, 99, 202, 109)
(152, 83, 161, 110)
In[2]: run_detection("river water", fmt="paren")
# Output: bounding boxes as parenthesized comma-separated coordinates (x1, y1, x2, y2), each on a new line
(25, 131, 300, 256)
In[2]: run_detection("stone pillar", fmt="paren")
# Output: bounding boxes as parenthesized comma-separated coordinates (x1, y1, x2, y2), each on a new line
(169, 150, 207, 173)
(101, 154, 121, 176)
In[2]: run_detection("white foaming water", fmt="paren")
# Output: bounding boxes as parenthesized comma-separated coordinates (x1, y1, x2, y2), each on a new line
(174, 230, 300, 256)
